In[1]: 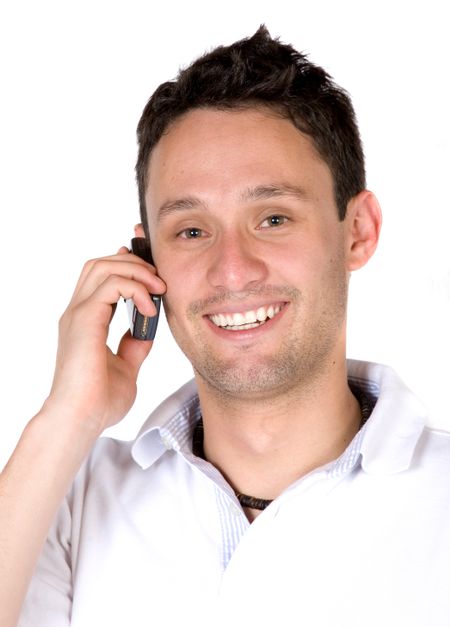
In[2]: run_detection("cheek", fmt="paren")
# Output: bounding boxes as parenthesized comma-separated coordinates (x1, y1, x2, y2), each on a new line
(278, 242, 322, 284)
(158, 257, 202, 321)
(155, 251, 181, 288)
(286, 236, 347, 302)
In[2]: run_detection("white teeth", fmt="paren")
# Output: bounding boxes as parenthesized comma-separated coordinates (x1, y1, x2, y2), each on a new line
(256, 307, 267, 322)
(227, 321, 261, 331)
(232, 312, 246, 325)
(208, 303, 283, 329)
(245, 310, 256, 323)
(210, 314, 228, 326)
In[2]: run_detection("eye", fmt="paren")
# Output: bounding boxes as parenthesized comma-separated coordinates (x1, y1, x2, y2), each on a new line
(178, 227, 204, 239)
(259, 215, 288, 228)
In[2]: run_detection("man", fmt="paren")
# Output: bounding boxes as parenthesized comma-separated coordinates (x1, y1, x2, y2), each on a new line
(1, 26, 449, 627)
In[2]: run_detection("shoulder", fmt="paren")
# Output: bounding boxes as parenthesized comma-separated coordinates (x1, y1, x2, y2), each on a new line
(68, 437, 147, 505)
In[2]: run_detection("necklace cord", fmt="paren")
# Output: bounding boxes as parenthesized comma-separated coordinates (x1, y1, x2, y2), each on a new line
(191, 388, 374, 511)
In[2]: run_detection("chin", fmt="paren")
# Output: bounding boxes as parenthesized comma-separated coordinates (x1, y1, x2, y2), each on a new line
(193, 350, 315, 400)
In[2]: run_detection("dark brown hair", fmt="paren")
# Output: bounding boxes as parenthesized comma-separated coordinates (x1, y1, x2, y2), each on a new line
(136, 26, 366, 236)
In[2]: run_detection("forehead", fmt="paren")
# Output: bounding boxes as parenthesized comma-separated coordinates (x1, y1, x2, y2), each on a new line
(145, 107, 334, 221)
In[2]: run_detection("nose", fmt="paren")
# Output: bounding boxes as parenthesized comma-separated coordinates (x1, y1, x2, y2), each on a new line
(206, 229, 269, 293)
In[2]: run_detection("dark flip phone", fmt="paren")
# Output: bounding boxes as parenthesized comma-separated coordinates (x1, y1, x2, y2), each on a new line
(127, 237, 161, 340)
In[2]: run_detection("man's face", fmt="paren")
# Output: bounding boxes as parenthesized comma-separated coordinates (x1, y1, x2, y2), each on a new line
(146, 107, 349, 400)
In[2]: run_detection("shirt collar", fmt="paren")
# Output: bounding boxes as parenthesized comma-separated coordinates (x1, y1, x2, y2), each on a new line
(131, 360, 428, 475)
(347, 360, 427, 474)
(131, 379, 200, 469)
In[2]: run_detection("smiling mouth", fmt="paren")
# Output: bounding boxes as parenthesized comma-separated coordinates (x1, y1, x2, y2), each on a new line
(207, 303, 285, 331)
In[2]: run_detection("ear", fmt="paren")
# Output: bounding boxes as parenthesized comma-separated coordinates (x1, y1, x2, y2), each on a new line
(134, 223, 146, 238)
(345, 191, 382, 271)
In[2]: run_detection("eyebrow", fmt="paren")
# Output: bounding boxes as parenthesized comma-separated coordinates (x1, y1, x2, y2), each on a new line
(157, 196, 208, 222)
(156, 183, 309, 222)
(240, 183, 309, 203)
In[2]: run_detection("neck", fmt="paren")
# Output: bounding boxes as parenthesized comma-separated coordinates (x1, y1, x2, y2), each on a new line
(195, 356, 361, 521)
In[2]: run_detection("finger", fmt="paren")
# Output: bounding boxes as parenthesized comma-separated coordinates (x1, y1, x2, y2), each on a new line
(71, 258, 166, 305)
(72, 250, 156, 296)
(63, 276, 159, 343)
(116, 329, 153, 378)
(87, 275, 158, 317)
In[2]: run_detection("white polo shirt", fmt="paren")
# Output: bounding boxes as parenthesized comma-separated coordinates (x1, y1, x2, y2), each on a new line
(19, 360, 450, 627)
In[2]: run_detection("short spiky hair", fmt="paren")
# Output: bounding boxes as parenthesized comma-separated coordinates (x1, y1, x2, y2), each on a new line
(136, 26, 366, 236)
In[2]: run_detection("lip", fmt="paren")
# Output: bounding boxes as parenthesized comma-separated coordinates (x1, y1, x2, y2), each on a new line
(203, 302, 289, 340)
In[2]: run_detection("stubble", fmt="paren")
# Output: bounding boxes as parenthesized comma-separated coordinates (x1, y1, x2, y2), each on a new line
(164, 262, 348, 402)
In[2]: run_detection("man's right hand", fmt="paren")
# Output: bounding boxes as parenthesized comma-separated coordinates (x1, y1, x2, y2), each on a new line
(0, 245, 166, 627)
(46, 245, 166, 435)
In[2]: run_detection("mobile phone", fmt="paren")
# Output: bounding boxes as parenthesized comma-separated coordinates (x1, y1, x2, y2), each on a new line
(127, 237, 161, 340)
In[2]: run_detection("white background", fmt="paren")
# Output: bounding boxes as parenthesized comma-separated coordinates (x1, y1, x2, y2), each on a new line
(1, 0, 449, 467)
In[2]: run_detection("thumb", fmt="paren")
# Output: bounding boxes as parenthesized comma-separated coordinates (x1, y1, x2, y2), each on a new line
(117, 330, 153, 378)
